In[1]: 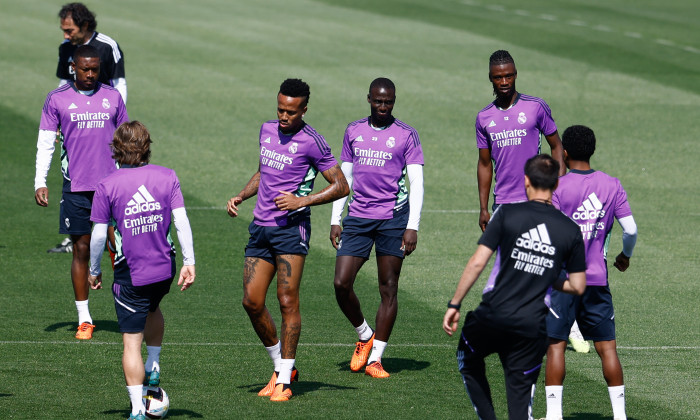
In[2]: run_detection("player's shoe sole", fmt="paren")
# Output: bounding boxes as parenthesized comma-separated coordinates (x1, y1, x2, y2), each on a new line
(350, 333, 374, 372)
(269, 383, 292, 402)
(144, 370, 160, 386)
(127, 412, 147, 420)
(75, 322, 95, 339)
(258, 368, 299, 397)
(365, 361, 390, 378)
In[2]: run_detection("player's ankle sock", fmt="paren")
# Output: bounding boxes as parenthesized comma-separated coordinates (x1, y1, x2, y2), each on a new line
(145, 346, 161, 372)
(355, 319, 373, 341)
(367, 339, 387, 364)
(544, 385, 563, 419)
(127, 384, 145, 415)
(608, 385, 626, 420)
(276, 359, 295, 384)
(265, 341, 282, 372)
(75, 300, 92, 325)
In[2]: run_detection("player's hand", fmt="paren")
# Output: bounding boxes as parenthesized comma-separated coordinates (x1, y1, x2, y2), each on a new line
(88, 273, 102, 290)
(330, 224, 342, 249)
(613, 252, 630, 272)
(35, 187, 49, 207)
(178, 265, 195, 291)
(274, 190, 303, 211)
(443, 307, 461, 336)
(479, 209, 490, 232)
(227, 196, 243, 217)
(402, 229, 418, 256)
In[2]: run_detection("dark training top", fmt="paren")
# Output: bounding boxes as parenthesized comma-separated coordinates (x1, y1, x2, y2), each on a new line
(473, 201, 586, 336)
(57, 32, 125, 85)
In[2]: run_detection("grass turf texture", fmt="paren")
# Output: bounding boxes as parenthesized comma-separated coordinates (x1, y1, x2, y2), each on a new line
(1, 0, 698, 418)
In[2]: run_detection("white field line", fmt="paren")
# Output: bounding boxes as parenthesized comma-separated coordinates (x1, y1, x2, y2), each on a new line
(0, 340, 698, 351)
(460, 1, 698, 54)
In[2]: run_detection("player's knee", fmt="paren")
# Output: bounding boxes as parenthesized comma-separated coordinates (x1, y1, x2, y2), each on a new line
(277, 294, 300, 314)
(242, 296, 264, 315)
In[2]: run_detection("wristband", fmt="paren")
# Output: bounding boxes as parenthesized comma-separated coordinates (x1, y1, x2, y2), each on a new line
(447, 301, 461, 310)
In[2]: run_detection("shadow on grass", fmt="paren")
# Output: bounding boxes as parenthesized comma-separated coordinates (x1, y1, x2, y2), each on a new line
(240, 381, 357, 397)
(336, 357, 430, 373)
(103, 408, 203, 418)
(45, 319, 121, 334)
(0, 393, 12, 397)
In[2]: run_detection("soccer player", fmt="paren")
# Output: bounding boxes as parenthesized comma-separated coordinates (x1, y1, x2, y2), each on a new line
(476, 50, 587, 353)
(329, 77, 424, 378)
(542, 125, 637, 420)
(227, 78, 349, 402)
(443, 154, 587, 420)
(87, 121, 195, 420)
(49, 2, 127, 254)
(34, 45, 129, 339)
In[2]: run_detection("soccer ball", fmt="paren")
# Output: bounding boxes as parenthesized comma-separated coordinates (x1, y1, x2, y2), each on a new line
(142, 386, 169, 419)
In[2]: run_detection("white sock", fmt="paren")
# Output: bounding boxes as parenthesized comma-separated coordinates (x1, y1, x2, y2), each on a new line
(145, 346, 161, 372)
(265, 341, 282, 372)
(544, 385, 563, 420)
(75, 300, 92, 325)
(609, 385, 626, 420)
(367, 339, 387, 364)
(276, 358, 295, 384)
(355, 319, 373, 341)
(127, 384, 145, 415)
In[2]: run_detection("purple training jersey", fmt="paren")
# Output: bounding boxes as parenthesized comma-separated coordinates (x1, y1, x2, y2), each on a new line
(91, 165, 185, 286)
(552, 169, 632, 286)
(254, 121, 338, 226)
(39, 82, 129, 192)
(476, 93, 557, 204)
(341, 117, 423, 219)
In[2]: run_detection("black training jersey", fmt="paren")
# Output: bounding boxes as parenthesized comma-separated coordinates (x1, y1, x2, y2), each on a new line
(474, 201, 586, 336)
(56, 32, 125, 85)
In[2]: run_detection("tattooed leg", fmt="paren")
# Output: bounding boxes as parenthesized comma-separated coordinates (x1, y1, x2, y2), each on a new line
(276, 254, 305, 359)
(242, 257, 279, 346)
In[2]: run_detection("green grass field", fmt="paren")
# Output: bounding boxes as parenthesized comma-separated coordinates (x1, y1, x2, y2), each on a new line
(1, 0, 699, 418)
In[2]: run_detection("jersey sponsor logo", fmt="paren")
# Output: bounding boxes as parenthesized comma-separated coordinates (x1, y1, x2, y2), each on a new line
(488, 120, 496, 127)
(489, 128, 527, 148)
(517, 112, 527, 124)
(573, 193, 605, 220)
(386, 137, 395, 148)
(260, 146, 293, 170)
(354, 146, 393, 167)
(125, 185, 162, 215)
(511, 223, 556, 275)
(102, 98, 111, 109)
(68, 103, 78, 109)
(70, 111, 111, 122)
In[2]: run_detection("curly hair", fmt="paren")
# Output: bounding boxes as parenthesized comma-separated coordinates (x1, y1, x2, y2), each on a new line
(562, 125, 596, 162)
(59, 3, 97, 33)
(279, 78, 310, 104)
(111, 121, 152, 166)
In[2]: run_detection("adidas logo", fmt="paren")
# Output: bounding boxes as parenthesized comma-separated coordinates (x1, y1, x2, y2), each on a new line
(515, 223, 555, 255)
(573, 192, 605, 220)
(264, 137, 271, 143)
(355, 135, 364, 142)
(488, 120, 496, 127)
(68, 103, 78, 109)
(547, 393, 556, 399)
(125, 185, 161, 215)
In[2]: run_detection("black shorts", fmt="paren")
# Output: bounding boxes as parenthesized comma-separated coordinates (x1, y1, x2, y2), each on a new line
(59, 191, 94, 235)
(112, 279, 173, 333)
(546, 285, 616, 342)
(245, 211, 311, 264)
(337, 205, 409, 259)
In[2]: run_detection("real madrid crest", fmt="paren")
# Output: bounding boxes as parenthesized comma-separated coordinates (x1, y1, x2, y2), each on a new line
(518, 112, 527, 124)
(102, 98, 111, 109)
(289, 142, 298, 154)
(386, 137, 395, 148)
